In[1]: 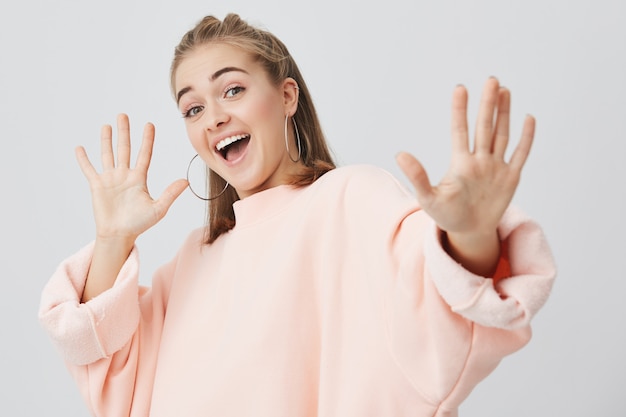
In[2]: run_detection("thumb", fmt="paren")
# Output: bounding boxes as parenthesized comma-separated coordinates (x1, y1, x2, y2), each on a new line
(396, 152, 434, 205)
(153, 179, 189, 219)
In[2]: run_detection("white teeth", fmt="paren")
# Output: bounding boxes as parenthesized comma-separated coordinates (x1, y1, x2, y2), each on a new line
(216, 134, 249, 151)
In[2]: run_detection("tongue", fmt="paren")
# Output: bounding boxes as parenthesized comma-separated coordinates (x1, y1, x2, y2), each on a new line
(225, 137, 250, 161)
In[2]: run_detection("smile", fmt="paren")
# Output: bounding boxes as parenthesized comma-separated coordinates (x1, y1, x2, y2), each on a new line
(216, 134, 251, 161)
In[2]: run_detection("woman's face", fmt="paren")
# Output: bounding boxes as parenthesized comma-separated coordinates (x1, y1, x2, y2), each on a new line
(174, 43, 300, 199)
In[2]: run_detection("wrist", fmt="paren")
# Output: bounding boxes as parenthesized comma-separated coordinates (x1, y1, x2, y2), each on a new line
(82, 235, 136, 303)
(442, 228, 500, 276)
(92, 234, 137, 263)
(95, 232, 138, 247)
(445, 228, 498, 248)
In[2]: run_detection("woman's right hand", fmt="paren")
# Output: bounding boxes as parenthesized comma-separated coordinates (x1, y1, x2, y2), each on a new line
(76, 114, 189, 241)
(77, 114, 188, 302)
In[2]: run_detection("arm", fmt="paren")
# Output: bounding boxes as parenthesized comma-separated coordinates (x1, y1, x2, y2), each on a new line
(385, 203, 555, 413)
(396, 78, 535, 277)
(389, 79, 555, 411)
(76, 114, 188, 302)
(39, 114, 188, 416)
(39, 243, 180, 417)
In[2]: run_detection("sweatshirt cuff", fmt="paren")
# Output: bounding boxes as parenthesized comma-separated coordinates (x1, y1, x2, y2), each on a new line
(424, 206, 556, 329)
(38, 242, 141, 365)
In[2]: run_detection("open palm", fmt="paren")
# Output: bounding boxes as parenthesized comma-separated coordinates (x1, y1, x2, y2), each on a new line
(75, 114, 188, 240)
(397, 77, 535, 237)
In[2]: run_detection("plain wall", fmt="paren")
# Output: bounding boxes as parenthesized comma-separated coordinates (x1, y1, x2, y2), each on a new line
(1, 0, 624, 415)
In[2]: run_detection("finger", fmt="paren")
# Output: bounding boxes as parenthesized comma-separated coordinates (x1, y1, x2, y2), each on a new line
(509, 114, 536, 172)
(153, 179, 190, 220)
(135, 122, 155, 173)
(100, 124, 114, 170)
(75, 146, 98, 181)
(116, 113, 131, 168)
(451, 85, 470, 155)
(474, 77, 500, 154)
(492, 87, 511, 158)
(396, 152, 434, 206)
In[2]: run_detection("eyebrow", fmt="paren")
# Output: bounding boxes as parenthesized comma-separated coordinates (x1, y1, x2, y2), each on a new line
(176, 66, 249, 104)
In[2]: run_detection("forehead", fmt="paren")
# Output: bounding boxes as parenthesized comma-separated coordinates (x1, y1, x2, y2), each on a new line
(174, 43, 259, 89)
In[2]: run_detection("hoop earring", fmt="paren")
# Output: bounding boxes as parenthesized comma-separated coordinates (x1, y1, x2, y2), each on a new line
(186, 154, 229, 201)
(284, 115, 302, 163)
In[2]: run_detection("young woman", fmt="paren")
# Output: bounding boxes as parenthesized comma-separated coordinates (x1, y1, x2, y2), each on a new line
(39, 13, 556, 417)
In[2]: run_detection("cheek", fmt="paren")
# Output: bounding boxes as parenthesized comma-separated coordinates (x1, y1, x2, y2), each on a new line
(185, 124, 207, 154)
(251, 92, 284, 122)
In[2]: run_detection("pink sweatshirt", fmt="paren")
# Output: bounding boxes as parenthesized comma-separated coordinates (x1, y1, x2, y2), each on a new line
(39, 165, 556, 417)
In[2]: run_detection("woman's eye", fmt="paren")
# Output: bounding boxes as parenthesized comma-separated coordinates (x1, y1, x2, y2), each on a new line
(225, 86, 245, 98)
(183, 106, 203, 118)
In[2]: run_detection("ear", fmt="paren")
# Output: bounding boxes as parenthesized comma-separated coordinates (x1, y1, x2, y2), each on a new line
(281, 77, 299, 116)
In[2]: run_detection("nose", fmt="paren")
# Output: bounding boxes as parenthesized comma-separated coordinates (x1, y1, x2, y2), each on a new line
(204, 103, 230, 130)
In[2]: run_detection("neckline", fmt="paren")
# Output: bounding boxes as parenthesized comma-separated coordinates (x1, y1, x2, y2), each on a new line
(232, 184, 304, 228)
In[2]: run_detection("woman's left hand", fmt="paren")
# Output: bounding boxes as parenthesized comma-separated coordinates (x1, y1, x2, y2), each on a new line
(396, 77, 535, 274)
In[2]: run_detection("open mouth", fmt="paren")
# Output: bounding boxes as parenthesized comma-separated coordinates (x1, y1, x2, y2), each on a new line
(216, 134, 251, 162)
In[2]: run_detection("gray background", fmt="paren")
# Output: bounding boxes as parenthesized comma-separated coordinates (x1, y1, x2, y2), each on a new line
(2, 0, 624, 415)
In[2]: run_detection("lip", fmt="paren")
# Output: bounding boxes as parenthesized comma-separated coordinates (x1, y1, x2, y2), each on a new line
(210, 131, 251, 155)
(213, 133, 251, 167)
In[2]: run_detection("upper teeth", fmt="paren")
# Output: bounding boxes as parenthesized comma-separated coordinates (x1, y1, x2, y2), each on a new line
(216, 134, 249, 151)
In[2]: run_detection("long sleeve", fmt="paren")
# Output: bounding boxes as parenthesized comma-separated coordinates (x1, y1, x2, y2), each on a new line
(336, 165, 556, 415)
(424, 205, 556, 330)
(384, 189, 556, 415)
(38, 243, 141, 365)
(38, 242, 178, 417)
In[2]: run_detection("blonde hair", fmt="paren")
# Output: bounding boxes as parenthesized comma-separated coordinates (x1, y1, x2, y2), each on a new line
(171, 13, 336, 244)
